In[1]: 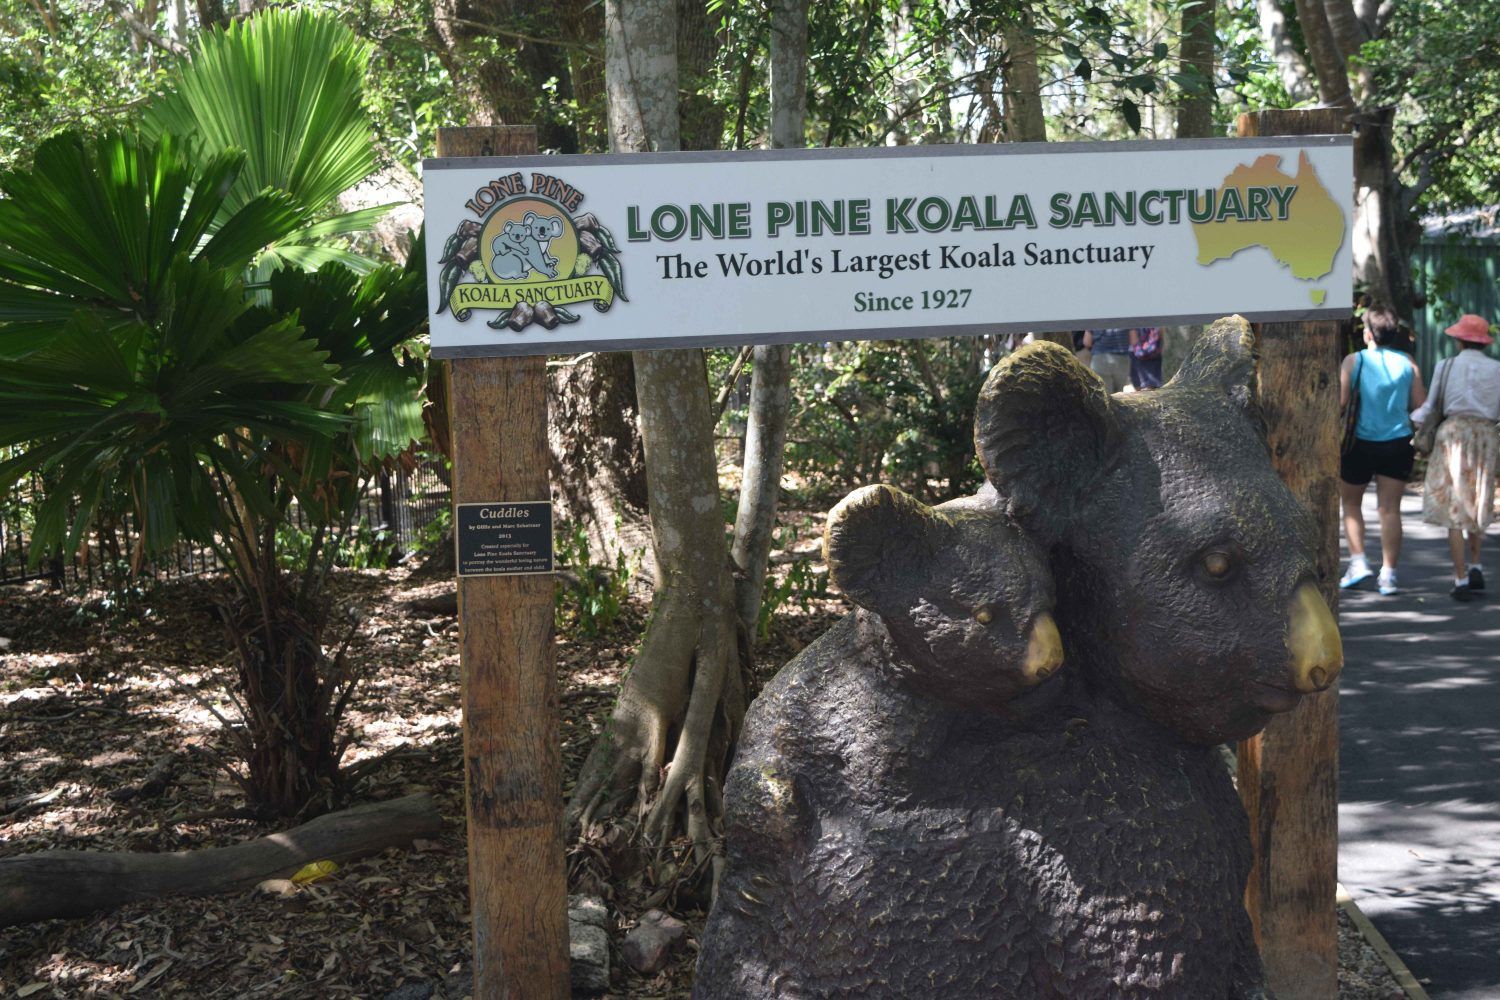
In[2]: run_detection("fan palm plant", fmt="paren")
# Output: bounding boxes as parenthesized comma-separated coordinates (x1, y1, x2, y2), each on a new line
(143, 6, 392, 274)
(0, 12, 427, 818)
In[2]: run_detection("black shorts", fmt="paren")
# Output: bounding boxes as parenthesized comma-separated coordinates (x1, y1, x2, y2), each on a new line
(1340, 436, 1415, 485)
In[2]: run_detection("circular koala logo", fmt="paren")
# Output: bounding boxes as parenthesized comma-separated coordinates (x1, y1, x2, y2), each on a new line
(479, 196, 578, 284)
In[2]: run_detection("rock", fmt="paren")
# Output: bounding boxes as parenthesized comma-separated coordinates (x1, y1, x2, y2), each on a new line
(622, 909, 688, 975)
(568, 894, 610, 994)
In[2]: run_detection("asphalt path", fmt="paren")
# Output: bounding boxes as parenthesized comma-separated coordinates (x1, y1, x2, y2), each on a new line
(1338, 490, 1500, 999)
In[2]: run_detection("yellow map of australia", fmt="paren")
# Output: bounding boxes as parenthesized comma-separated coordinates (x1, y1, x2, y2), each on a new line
(1192, 152, 1345, 304)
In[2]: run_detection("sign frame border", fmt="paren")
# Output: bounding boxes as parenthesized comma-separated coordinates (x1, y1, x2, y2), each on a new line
(425, 134, 1354, 359)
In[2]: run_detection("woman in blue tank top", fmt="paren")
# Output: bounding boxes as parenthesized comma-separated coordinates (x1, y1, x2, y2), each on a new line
(1338, 307, 1427, 595)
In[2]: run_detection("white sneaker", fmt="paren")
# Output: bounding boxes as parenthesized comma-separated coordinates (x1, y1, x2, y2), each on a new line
(1377, 568, 1399, 596)
(1340, 559, 1373, 589)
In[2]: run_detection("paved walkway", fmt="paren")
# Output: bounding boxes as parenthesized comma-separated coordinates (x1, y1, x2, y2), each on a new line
(1339, 490, 1500, 999)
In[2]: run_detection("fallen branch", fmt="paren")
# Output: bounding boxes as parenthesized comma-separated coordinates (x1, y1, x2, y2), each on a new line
(0, 793, 443, 928)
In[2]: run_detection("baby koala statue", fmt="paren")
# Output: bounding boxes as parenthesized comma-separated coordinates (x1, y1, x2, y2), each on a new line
(824, 483, 1062, 711)
(693, 483, 1063, 998)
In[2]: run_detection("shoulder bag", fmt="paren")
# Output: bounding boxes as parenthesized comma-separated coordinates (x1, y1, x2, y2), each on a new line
(1341, 354, 1363, 456)
(1412, 358, 1451, 456)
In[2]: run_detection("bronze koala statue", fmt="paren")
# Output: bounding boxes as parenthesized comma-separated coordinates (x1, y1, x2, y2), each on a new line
(824, 483, 1063, 713)
(693, 317, 1342, 999)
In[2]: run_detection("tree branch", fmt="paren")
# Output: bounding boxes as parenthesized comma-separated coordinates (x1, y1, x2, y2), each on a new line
(1292, 0, 1355, 109)
(110, 1, 187, 55)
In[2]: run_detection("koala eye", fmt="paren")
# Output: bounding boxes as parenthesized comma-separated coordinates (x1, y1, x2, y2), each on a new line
(1201, 550, 1235, 580)
(973, 606, 995, 625)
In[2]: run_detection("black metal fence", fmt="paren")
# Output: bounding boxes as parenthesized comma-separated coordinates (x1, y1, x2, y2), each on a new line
(0, 460, 451, 590)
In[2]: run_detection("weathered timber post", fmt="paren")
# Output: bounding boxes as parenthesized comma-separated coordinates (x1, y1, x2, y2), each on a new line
(1236, 106, 1349, 1000)
(436, 125, 571, 1000)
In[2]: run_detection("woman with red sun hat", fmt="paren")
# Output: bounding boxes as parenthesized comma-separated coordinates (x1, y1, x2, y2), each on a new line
(1412, 313, 1500, 601)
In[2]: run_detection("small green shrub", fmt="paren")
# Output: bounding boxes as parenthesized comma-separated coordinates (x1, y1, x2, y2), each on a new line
(555, 521, 634, 637)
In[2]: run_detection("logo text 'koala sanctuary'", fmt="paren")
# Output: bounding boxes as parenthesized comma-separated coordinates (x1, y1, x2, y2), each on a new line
(435, 171, 627, 334)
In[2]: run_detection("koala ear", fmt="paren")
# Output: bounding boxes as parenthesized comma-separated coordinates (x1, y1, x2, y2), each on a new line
(824, 485, 938, 613)
(1169, 314, 1258, 405)
(522, 211, 539, 226)
(547, 217, 564, 237)
(974, 341, 1119, 540)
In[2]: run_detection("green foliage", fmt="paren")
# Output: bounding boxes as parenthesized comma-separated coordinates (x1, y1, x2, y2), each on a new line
(0, 8, 424, 816)
(344, 1, 464, 169)
(0, 1, 170, 171)
(756, 532, 830, 640)
(0, 132, 345, 559)
(277, 514, 399, 571)
(143, 7, 389, 272)
(779, 338, 987, 505)
(410, 502, 453, 559)
(1360, 1, 1500, 215)
(555, 520, 634, 638)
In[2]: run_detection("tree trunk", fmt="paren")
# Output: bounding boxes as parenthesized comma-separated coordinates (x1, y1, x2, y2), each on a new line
(427, 0, 580, 152)
(1296, 0, 1415, 318)
(1000, 7, 1069, 349)
(548, 351, 651, 576)
(1176, 0, 1217, 139)
(569, 0, 749, 863)
(730, 0, 806, 638)
(732, 344, 793, 635)
(1256, 0, 1316, 102)
(1165, 0, 1218, 375)
(1001, 5, 1045, 143)
(1294, 0, 1355, 109)
(1352, 107, 1415, 317)
(0, 794, 442, 928)
(677, 0, 724, 151)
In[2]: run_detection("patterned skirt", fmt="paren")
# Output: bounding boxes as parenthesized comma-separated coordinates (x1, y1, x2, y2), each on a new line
(1423, 414, 1500, 531)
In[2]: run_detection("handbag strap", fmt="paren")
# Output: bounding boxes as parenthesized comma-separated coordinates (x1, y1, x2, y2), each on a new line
(1433, 356, 1452, 420)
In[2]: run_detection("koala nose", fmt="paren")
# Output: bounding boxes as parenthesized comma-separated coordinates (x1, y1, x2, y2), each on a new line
(1288, 583, 1342, 693)
(1022, 613, 1064, 684)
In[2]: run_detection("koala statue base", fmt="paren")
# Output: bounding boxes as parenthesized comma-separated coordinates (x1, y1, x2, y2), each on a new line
(693, 316, 1342, 999)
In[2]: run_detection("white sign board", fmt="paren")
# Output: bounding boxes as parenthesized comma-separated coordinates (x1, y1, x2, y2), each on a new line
(423, 137, 1353, 358)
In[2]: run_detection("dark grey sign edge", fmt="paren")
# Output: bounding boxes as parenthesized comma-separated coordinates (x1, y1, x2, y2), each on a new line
(431, 308, 1349, 359)
(453, 500, 555, 578)
(423, 135, 1352, 173)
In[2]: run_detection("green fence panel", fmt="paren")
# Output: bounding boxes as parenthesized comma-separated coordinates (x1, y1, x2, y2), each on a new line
(1412, 240, 1500, 381)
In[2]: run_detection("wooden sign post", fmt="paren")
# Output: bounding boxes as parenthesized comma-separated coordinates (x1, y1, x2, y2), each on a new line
(437, 125, 572, 1000)
(1237, 106, 1349, 1000)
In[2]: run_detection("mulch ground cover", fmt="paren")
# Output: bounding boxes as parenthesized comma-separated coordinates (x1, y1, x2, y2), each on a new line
(0, 522, 1410, 998)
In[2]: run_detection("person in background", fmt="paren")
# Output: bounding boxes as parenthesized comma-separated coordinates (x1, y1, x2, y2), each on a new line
(1084, 327, 1132, 393)
(1071, 329, 1091, 369)
(1339, 305, 1427, 596)
(1411, 313, 1500, 601)
(1129, 327, 1163, 390)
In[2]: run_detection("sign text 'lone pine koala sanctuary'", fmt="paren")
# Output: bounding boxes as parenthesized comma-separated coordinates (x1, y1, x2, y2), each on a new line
(422, 137, 1353, 358)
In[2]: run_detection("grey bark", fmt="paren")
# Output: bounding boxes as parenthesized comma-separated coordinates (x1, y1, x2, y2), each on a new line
(1165, 0, 1218, 374)
(1295, 0, 1414, 317)
(730, 0, 805, 637)
(548, 351, 652, 578)
(1256, 0, 1316, 102)
(998, 6, 1068, 349)
(768, 0, 809, 150)
(1176, 0, 1217, 139)
(1001, 5, 1046, 143)
(570, 0, 747, 858)
(1293, 0, 1355, 109)
(732, 344, 793, 634)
